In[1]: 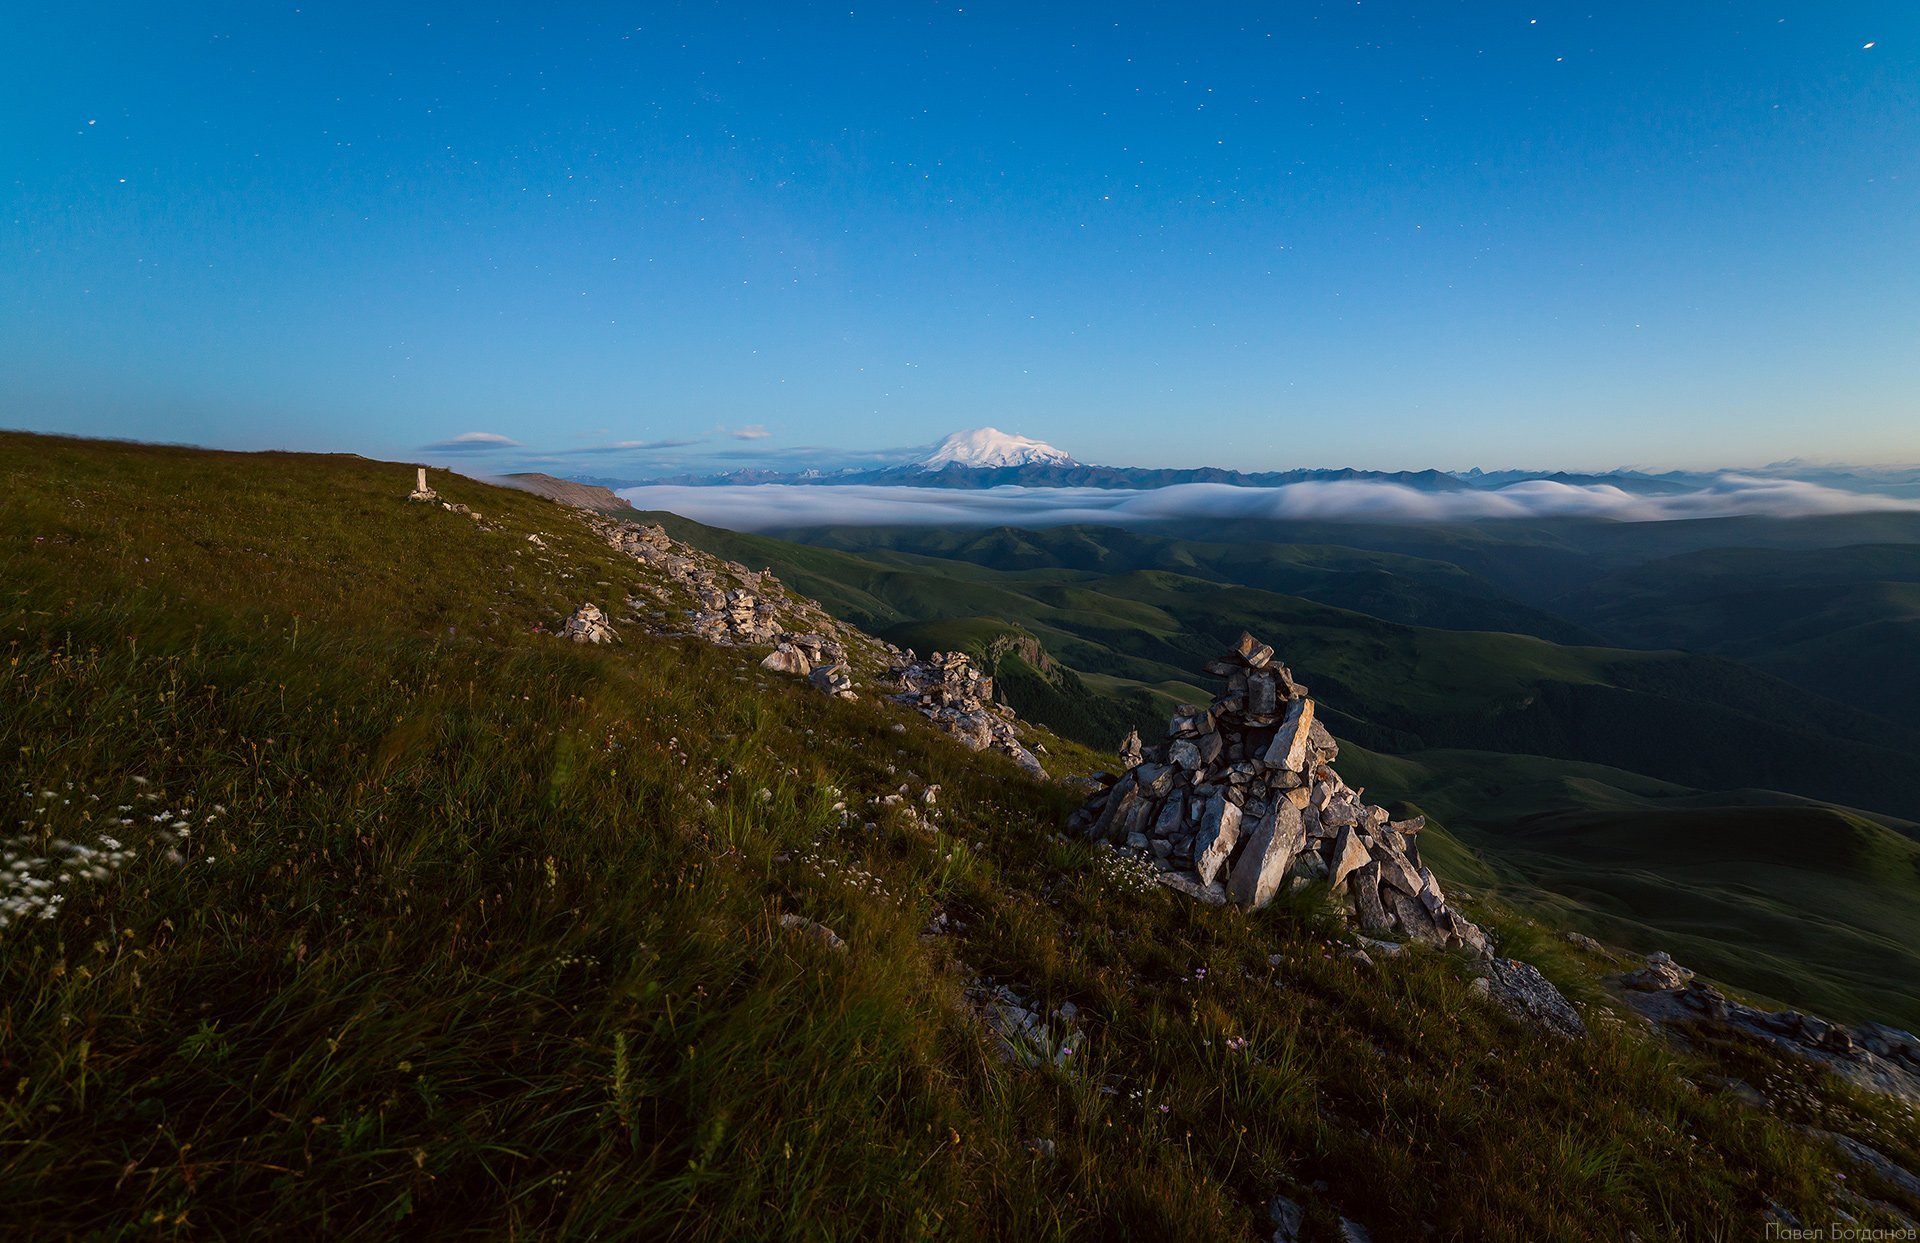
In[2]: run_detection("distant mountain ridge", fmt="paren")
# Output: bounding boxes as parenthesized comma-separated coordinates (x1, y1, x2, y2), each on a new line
(636, 460, 1698, 494)
(610, 427, 1706, 494)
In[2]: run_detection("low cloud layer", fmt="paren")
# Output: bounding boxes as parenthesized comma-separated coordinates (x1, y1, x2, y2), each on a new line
(617, 476, 1920, 532)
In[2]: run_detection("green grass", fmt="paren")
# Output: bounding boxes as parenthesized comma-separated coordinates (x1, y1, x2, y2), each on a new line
(1, 432, 1911, 1239)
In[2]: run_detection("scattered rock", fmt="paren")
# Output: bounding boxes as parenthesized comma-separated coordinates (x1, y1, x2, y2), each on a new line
(1564, 931, 1604, 954)
(969, 980, 1083, 1069)
(1815, 1130, 1920, 1204)
(778, 913, 846, 952)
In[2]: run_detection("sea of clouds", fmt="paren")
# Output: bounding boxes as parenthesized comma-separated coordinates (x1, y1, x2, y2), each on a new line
(616, 475, 1920, 532)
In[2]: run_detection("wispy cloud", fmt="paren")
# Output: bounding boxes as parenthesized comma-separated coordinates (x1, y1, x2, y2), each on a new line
(615, 476, 1920, 532)
(728, 424, 772, 440)
(424, 431, 520, 451)
(548, 438, 708, 456)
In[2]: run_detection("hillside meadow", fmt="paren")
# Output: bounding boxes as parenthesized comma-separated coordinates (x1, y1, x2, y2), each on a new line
(1, 433, 1913, 1239)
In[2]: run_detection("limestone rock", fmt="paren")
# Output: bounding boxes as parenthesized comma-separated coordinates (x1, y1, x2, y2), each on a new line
(1192, 797, 1243, 887)
(887, 649, 1046, 779)
(1065, 630, 1491, 950)
(761, 644, 813, 676)
(1262, 697, 1316, 773)
(1624, 951, 1694, 991)
(1348, 861, 1394, 932)
(1268, 1195, 1305, 1243)
(1479, 958, 1586, 1039)
(1328, 824, 1371, 891)
(560, 602, 619, 645)
(1228, 803, 1306, 910)
(809, 663, 856, 699)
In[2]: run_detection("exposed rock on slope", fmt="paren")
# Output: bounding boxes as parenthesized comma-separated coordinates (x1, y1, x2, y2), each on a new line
(565, 503, 1052, 773)
(888, 649, 1046, 778)
(1071, 633, 1486, 953)
(585, 514, 890, 672)
(1612, 952, 1920, 1102)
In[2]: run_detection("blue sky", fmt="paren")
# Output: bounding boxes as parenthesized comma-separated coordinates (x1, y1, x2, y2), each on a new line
(3, 2, 1915, 476)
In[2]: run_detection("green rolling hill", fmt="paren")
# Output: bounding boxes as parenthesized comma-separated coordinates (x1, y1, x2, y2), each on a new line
(644, 507, 1920, 1033)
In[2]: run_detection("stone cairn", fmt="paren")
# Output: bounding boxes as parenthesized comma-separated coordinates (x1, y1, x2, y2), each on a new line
(560, 602, 620, 645)
(889, 650, 1047, 780)
(1070, 632, 1486, 954)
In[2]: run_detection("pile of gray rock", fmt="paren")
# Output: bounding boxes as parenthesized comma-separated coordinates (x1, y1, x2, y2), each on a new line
(888, 650, 1046, 779)
(1614, 951, 1920, 1101)
(560, 602, 620, 645)
(1069, 633, 1485, 955)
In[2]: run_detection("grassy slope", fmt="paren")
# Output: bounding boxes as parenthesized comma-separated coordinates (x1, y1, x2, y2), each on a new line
(1558, 545, 1920, 731)
(5, 432, 1912, 1237)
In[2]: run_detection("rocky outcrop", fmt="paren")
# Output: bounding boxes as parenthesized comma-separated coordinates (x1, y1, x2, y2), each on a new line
(1068, 633, 1486, 954)
(583, 514, 892, 676)
(889, 650, 1046, 778)
(570, 511, 1057, 771)
(1611, 952, 1920, 1102)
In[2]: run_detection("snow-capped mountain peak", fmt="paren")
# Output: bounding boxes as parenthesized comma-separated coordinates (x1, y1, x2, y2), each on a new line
(920, 428, 1076, 469)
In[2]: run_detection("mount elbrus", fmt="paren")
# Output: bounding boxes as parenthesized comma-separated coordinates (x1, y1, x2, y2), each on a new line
(1072, 633, 1486, 954)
